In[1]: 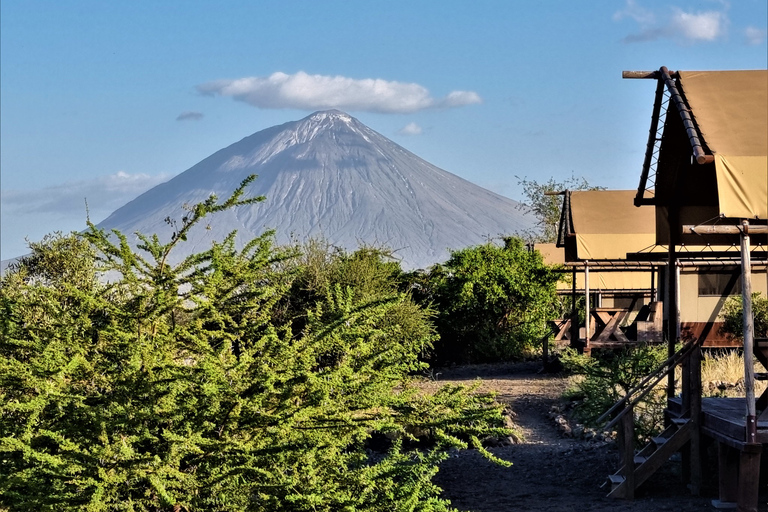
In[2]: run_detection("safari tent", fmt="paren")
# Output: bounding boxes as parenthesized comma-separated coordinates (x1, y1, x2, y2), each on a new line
(604, 67, 768, 511)
(541, 189, 664, 352)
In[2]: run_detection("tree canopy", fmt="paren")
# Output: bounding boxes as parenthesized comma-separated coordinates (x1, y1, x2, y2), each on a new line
(410, 237, 560, 364)
(516, 175, 601, 243)
(0, 177, 509, 511)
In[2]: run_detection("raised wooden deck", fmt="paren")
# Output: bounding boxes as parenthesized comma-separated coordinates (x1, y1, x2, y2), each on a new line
(669, 397, 768, 448)
(668, 396, 764, 511)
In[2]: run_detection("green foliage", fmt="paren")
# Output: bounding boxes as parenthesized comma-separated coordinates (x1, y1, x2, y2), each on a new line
(561, 345, 668, 443)
(516, 175, 601, 243)
(0, 177, 508, 511)
(413, 237, 560, 364)
(720, 292, 768, 339)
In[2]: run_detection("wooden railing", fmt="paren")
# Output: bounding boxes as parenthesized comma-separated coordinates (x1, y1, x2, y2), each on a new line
(598, 340, 698, 431)
(598, 339, 703, 498)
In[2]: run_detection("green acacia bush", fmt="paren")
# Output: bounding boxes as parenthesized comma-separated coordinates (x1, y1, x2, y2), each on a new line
(0, 177, 509, 511)
(410, 237, 560, 364)
(720, 292, 768, 340)
(561, 345, 668, 443)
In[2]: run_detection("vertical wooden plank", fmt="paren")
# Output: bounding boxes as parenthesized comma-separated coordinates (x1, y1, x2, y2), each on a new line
(737, 449, 761, 512)
(621, 405, 635, 500)
(681, 345, 691, 485)
(689, 343, 702, 496)
(717, 442, 739, 505)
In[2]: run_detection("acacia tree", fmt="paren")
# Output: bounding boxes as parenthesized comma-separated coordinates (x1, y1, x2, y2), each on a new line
(422, 237, 560, 364)
(516, 175, 600, 243)
(0, 177, 510, 511)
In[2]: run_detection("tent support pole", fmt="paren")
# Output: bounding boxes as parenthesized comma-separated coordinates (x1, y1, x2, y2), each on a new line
(584, 261, 590, 355)
(741, 220, 757, 444)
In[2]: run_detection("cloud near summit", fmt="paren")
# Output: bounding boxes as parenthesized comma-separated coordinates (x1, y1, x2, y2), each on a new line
(197, 72, 481, 114)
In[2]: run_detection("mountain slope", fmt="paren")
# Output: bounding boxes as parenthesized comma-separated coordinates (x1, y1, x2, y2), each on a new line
(98, 110, 534, 269)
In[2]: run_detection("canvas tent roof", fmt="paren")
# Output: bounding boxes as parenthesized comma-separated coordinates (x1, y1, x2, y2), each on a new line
(557, 190, 660, 260)
(635, 69, 767, 229)
(680, 70, 768, 219)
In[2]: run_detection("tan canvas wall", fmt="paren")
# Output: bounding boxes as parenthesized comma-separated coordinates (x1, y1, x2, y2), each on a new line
(535, 243, 655, 291)
(679, 268, 768, 323)
(679, 70, 768, 219)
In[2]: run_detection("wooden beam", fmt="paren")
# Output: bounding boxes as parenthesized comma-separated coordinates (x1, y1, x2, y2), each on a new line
(623, 70, 658, 79)
(683, 224, 768, 235)
(659, 66, 712, 165)
(622, 70, 678, 79)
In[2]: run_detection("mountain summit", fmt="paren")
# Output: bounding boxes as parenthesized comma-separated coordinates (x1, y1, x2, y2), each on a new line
(98, 110, 534, 269)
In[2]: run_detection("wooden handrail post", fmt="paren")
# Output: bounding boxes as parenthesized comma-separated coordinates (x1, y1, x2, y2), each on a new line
(682, 341, 691, 415)
(620, 403, 635, 499)
(690, 342, 702, 496)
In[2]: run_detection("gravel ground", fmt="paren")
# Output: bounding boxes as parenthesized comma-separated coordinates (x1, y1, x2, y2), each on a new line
(420, 362, 767, 512)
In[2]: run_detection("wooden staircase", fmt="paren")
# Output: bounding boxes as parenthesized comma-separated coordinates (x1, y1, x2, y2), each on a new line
(607, 417, 692, 498)
(598, 341, 702, 499)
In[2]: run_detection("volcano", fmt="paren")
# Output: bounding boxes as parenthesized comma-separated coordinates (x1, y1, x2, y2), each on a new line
(97, 110, 534, 269)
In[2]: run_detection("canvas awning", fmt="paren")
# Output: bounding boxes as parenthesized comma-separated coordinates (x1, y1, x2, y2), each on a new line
(679, 70, 768, 219)
(558, 190, 662, 260)
(536, 242, 657, 292)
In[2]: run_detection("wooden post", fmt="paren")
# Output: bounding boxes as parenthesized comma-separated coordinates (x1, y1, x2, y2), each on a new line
(689, 343, 702, 496)
(681, 342, 692, 484)
(570, 267, 579, 350)
(667, 246, 678, 398)
(585, 261, 590, 354)
(675, 262, 681, 343)
(619, 404, 635, 499)
(716, 442, 739, 506)
(741, 220, 757, 444)
(738, 449, 761, 512)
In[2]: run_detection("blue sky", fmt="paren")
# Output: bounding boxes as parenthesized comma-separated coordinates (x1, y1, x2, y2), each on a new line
(1, 0, 766, 259)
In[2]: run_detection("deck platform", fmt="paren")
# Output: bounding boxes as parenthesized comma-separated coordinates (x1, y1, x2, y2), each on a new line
(668, 397, 768, 449)
(668, 397, 764, 511)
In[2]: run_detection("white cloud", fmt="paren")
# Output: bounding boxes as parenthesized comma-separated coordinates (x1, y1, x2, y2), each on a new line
(398, 122, 423, 136)
(176, 111, 204, 121)
(2, 171, 170, 217)
(613, 0, 655, 25)
(671, 9, 725, 41)
(745, 26, 767, 46)
(615, 1, 728, 44)
(197, 71, 482, 114)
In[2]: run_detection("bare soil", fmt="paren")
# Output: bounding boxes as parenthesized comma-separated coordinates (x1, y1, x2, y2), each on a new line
(423, 362, 764, 512)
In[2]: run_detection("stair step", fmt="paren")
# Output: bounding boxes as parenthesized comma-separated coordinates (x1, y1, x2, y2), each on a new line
(671, 417, 689, 426)
(607, 474, 625, 489)
(651, 436, 668, 446)
(634, 455, 648, 465)
(755, 372, 768, 381)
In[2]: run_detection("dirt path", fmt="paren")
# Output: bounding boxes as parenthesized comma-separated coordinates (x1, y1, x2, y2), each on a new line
(425, 362, 738, 512)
